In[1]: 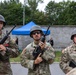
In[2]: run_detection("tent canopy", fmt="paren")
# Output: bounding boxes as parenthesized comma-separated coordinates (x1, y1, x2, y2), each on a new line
(12, 21, 50, 35)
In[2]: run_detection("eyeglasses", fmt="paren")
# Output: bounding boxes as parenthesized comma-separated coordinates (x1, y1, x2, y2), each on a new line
(32, 31, 41, 35)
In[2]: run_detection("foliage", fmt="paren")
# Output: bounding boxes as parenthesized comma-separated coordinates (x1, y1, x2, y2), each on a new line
(10, 54, 21, 62)
(0, 1, 23, 25)
(45, 1, 76, 25)
(27, 0, 43, 22)
(0, 0, 76, 25)
(55, 51, 61, 62)
(45, 1, 60, 25)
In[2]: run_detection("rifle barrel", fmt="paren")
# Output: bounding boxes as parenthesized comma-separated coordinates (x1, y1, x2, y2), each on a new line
(45, 26, 50, 36)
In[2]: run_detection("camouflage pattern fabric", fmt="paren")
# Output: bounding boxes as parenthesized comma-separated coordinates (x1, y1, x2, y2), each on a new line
(59, 43, 76, 74)
(20, 42, 55, 75)
(0, 32, 19, 75)
(66, 68, 76, 75)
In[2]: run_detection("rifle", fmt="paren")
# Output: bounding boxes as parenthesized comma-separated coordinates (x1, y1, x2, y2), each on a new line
(33, 26, 50, 69)
(0, 25, 16, 44)
(69, 60, 76, 68)
(0, 25, 16, 61)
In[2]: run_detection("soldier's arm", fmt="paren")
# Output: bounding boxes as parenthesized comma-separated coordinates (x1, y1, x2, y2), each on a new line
(59, 49, 72, 74)
(42, 43, 55, 64)
(6, 38, 19, 58)
(20, 48, 34, 70)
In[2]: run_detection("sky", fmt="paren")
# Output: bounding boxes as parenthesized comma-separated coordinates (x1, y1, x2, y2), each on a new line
(19, 0, 76, 11)
(0, 0, 76, 11)
(20, 0, 65, 11)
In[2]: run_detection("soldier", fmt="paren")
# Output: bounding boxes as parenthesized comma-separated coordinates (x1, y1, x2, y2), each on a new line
(48, 37, 54, 47)
(20, 25, 55, 75)
(59, 29, 76, 75)
(0, 14, 19, 75)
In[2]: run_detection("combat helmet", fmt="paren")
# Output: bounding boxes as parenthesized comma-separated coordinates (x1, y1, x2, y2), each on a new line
(30, 25, 43, 37)
(71, 29, 76, 40)
(0, 15, 6, 26)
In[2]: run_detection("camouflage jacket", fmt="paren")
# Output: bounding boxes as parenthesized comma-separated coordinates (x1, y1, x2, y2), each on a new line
(0, 32, 19, 75)
(20, 42, 55, 75)
(59, 43, 76, 74)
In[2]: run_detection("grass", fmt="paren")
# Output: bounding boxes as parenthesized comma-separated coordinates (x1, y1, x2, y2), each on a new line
(10, 51, 62, 62)
(55, 51, 61, 62)
(10, 55, 21, 62)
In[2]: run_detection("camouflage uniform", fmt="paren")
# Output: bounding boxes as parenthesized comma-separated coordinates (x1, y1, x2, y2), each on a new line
(59, 43, 76, 74)
(0, 32, 19, 75)
(21, 41, 55, 75)
(66, 68, 76, 75)
(60, 29, 76, 75)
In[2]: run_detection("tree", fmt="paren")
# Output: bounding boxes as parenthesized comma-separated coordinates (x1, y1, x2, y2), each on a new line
(64, 1, 76, 25)
(0, 0, 75, 25)
(28, 0, 43, 21)
(0, 0, 31, 25)
(58, 1, 76, 25)
(10, 0, 18, 2)
(57, 1, 71, 25)
(45, 0, 76, 25)
(0, 1, 23, 25)
(45, 1, 61, 25)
